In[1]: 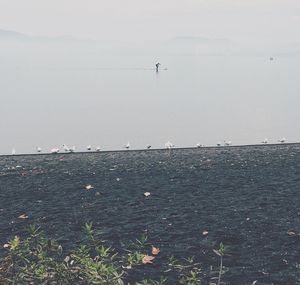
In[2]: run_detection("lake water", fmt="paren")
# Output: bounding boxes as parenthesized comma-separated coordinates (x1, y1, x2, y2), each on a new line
(0, 144, 300, 283)
(0, 43, 300, 154)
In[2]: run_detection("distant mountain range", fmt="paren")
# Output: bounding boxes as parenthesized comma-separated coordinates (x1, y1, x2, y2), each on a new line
(171, 36, 232, 45)
(0, 29, 92, 43)
(0, 29, 27, 39)
(0, 29, 238, 56)
(1, 29, 299, 56)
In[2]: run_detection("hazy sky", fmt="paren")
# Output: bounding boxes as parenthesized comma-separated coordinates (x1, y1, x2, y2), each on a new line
(1, 0, 300, 42)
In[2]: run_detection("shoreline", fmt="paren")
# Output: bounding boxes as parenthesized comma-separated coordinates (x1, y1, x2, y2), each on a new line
(1, 142, 299, 158)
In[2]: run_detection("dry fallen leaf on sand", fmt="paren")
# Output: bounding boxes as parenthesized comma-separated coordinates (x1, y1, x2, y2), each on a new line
(18, 214, 28, 219)
(144, 192, 151, 197)
(122, 264, 132, 269)
(151, 246, 160, 255)
(85, 185, 94, 190)
(142, 255, 155, 264)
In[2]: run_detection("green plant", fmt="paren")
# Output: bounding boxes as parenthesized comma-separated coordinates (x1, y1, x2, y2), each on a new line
(134, 233, 148, 249)
(213, 242, 227, 285)
(0, 224, 124, 284)
(136, 277, 168, 285)
(0, 224, 215, 285)
(8, 236, 20, 251)
(166, 255, 204, 285)
(124, 251, 144, 266)
(179, 269, 204, 285)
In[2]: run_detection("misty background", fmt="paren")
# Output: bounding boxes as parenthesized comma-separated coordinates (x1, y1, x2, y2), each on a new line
(0, 0, 300, 154)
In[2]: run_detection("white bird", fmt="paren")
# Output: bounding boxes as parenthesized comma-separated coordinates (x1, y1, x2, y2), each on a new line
(95, 146, 101, 152)
(50, 148, 60, 154)
(62, 144, 70, 152)
(261, 138, 268, 144)
(86, 145, 92, 151)
(217, 142, 221, 146)
(36, 146, 42, 153)
(224, 140, 232, 146)
(278, 137, 286, 143)
(165, 141, 174, 149)
(125, 142, 130, 150)
(11, 148, 16, 155)
(146, 144, 152, 149)
(196, 143, 202, 148)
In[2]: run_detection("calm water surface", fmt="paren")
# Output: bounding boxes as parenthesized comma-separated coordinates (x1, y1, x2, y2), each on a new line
(0, 48, 300, 153)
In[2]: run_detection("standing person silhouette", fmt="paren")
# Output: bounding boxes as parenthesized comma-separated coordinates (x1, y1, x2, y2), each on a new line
(155, 62, 161, 72)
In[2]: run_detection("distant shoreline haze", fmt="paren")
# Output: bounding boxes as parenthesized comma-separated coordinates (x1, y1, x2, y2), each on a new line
(1, 28, 300, 56)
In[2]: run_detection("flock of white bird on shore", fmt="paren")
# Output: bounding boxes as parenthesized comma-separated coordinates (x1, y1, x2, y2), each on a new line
(9, 138, 288, 155)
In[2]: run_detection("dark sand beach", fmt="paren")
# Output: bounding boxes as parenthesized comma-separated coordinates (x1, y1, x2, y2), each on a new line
(1, 144, 300, 283)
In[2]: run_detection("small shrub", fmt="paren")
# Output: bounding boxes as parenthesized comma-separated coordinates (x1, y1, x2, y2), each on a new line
(0, 224, 214, 285)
